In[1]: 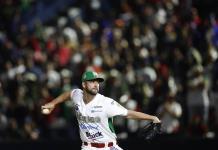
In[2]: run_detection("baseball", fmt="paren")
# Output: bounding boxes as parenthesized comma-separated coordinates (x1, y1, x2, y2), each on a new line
(42, 108, 50, 114)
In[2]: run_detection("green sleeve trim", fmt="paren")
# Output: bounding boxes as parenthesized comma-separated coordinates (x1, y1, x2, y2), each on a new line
(108, 118, 115, 133)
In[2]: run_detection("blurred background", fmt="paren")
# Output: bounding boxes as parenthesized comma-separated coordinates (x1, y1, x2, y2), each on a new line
(0, 0, 218, 149)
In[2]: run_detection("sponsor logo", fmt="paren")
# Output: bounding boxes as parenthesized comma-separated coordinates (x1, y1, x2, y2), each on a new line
(91, 110, 102, 113)
(74, 104, 79, 111)
(93, 106, 103, 108)
(76, 112, 101, 123)
(80, 123, 99, 131)
(91, 105, 103, 113)
(111, 100, 122, 107)
(86, 131, 103, 139)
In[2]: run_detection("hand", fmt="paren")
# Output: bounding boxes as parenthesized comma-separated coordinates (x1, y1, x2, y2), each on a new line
(152, 116, 161, 123)
(41, 103, 55, 115)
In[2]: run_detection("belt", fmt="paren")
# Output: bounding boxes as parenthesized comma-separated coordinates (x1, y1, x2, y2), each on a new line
(83, 141, 115, 148)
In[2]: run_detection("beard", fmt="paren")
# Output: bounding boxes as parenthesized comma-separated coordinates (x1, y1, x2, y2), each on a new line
(85, 87, 99, 95)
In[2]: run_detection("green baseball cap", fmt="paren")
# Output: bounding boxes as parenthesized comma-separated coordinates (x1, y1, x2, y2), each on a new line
(82, 71, 104, 82)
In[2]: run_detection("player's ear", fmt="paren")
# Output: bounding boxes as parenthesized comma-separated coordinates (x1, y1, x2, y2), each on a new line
(82, 82, 86, 88)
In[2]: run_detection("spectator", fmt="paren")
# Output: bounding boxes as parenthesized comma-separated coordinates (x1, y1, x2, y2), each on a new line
(0, 0, 218, 140)
(156, 92, 182, 135)
(186, 65, 210, 136)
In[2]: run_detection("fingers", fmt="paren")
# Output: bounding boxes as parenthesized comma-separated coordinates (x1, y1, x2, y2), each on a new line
(153, 120, 161, 123)
(41, 103, 55, 115)
(41, 103, 54, 109)
(152, 116, 161, 123)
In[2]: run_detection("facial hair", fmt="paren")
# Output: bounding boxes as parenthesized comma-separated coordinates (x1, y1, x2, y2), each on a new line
(85, 87, 99, 95)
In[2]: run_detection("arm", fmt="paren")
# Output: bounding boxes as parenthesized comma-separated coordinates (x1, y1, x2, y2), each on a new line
(126, 110, 161, 123)
(41, 91, 71, 114)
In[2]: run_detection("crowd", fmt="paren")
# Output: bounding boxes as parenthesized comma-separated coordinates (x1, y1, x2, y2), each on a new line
(0, 0, 218, 141)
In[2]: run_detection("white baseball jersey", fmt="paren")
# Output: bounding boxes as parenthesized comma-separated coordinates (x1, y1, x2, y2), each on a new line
(70, 89, 128, 143)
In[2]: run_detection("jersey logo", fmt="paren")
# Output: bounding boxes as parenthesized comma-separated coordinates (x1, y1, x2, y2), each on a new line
(93, 105, 103, 108)
(73, 104, 80, 111)
(111, 100, 122, 107)
(80, 123, 99, 130)
(85, 131, 103, 139)
(91, 110, 102, 113)
(91, 105, 103, 113)
(80, 123, 103, 140)
(76, 112, 101, 123)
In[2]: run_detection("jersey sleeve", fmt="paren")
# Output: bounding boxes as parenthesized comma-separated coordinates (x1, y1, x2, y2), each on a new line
(70, 88, 83, 103)
(70, 89, 76, 99)
(105, 98, 128, 117)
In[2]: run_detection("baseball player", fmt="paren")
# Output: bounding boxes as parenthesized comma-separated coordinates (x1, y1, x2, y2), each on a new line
(41, 71, 161, 150)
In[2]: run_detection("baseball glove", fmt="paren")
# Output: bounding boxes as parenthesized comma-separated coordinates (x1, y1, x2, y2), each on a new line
(138, 122, 162, 140)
